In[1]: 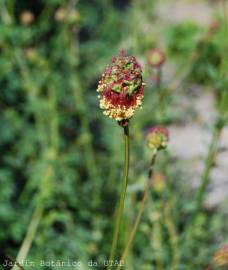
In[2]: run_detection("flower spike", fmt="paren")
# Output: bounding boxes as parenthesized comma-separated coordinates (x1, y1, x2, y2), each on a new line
(97, 50, 145, 125)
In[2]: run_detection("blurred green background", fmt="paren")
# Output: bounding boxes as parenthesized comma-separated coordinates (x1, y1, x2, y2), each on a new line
(0, 0, 227, 269)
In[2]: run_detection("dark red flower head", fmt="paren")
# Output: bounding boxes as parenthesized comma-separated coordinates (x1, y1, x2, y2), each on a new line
(97, 50, 145, 122)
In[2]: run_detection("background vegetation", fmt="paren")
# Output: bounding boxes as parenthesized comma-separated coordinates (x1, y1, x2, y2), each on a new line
(0, 0, 227, 269)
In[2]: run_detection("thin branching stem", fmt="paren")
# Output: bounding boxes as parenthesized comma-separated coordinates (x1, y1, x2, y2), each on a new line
(116, 154, 157, 269)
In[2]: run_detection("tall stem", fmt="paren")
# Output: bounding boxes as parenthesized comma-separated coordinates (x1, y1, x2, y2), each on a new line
(117, 154, 157, 269)
(108, 125, 130, 270)
(117, 182, 149, 269)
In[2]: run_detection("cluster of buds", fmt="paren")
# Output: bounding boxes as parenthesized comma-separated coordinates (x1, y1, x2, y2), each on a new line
(147, 48, 166, 69)
(146, 126, 169, 153)
(97, 50, 145, 125)
(213, 244, 228, 267)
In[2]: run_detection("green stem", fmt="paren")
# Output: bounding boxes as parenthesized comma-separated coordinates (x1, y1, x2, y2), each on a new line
(108, 125, 130, 270)
(153, 220, 164, 270)
(118, 182, 149, 269)
(194, 122, 223, 216)
(148, 153, 157, 179)
(155, 68, 167, 121)
(163, 204, 179, 270)
(156, 67, 162, 89)
(12, 205, 43, 270)
(116, 154, 157, 269)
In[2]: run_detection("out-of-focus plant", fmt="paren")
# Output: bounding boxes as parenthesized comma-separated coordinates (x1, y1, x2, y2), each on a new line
(179, 3, 228, 268)
(147, 48, 166, 88)
(213, 244, 228, 268)
(188, 3, 228, 228)
(167, 22, 203, 59)
(147, 48, 171, 123)
(0, 0, 227, 270)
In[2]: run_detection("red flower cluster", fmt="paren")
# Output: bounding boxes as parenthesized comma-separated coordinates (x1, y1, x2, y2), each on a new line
(97, 50, 145, 123)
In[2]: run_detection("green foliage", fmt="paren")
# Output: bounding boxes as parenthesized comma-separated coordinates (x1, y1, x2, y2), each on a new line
(166, 22, 203, 57)
(0, 1, 227, 270)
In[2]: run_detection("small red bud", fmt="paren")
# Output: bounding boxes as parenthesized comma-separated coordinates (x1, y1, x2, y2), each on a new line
(147, 48, 166, 68)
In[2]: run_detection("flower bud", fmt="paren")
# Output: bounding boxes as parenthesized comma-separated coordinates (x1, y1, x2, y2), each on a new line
(151, 173, 166, 193)
(20, 11, 34, 25)
(146, 126, 169, 152)
(55, 8, 67, 22)
(25, 48, 37, 60)
(55, 8, 80, 24)
(67, 10, 80, 24)
(203, 266, 212, 270)
(208, 20, 220, 34)
(213, 244, 228, 267)
(147, 48, 165, 68)
(97, 50, 145, 124)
